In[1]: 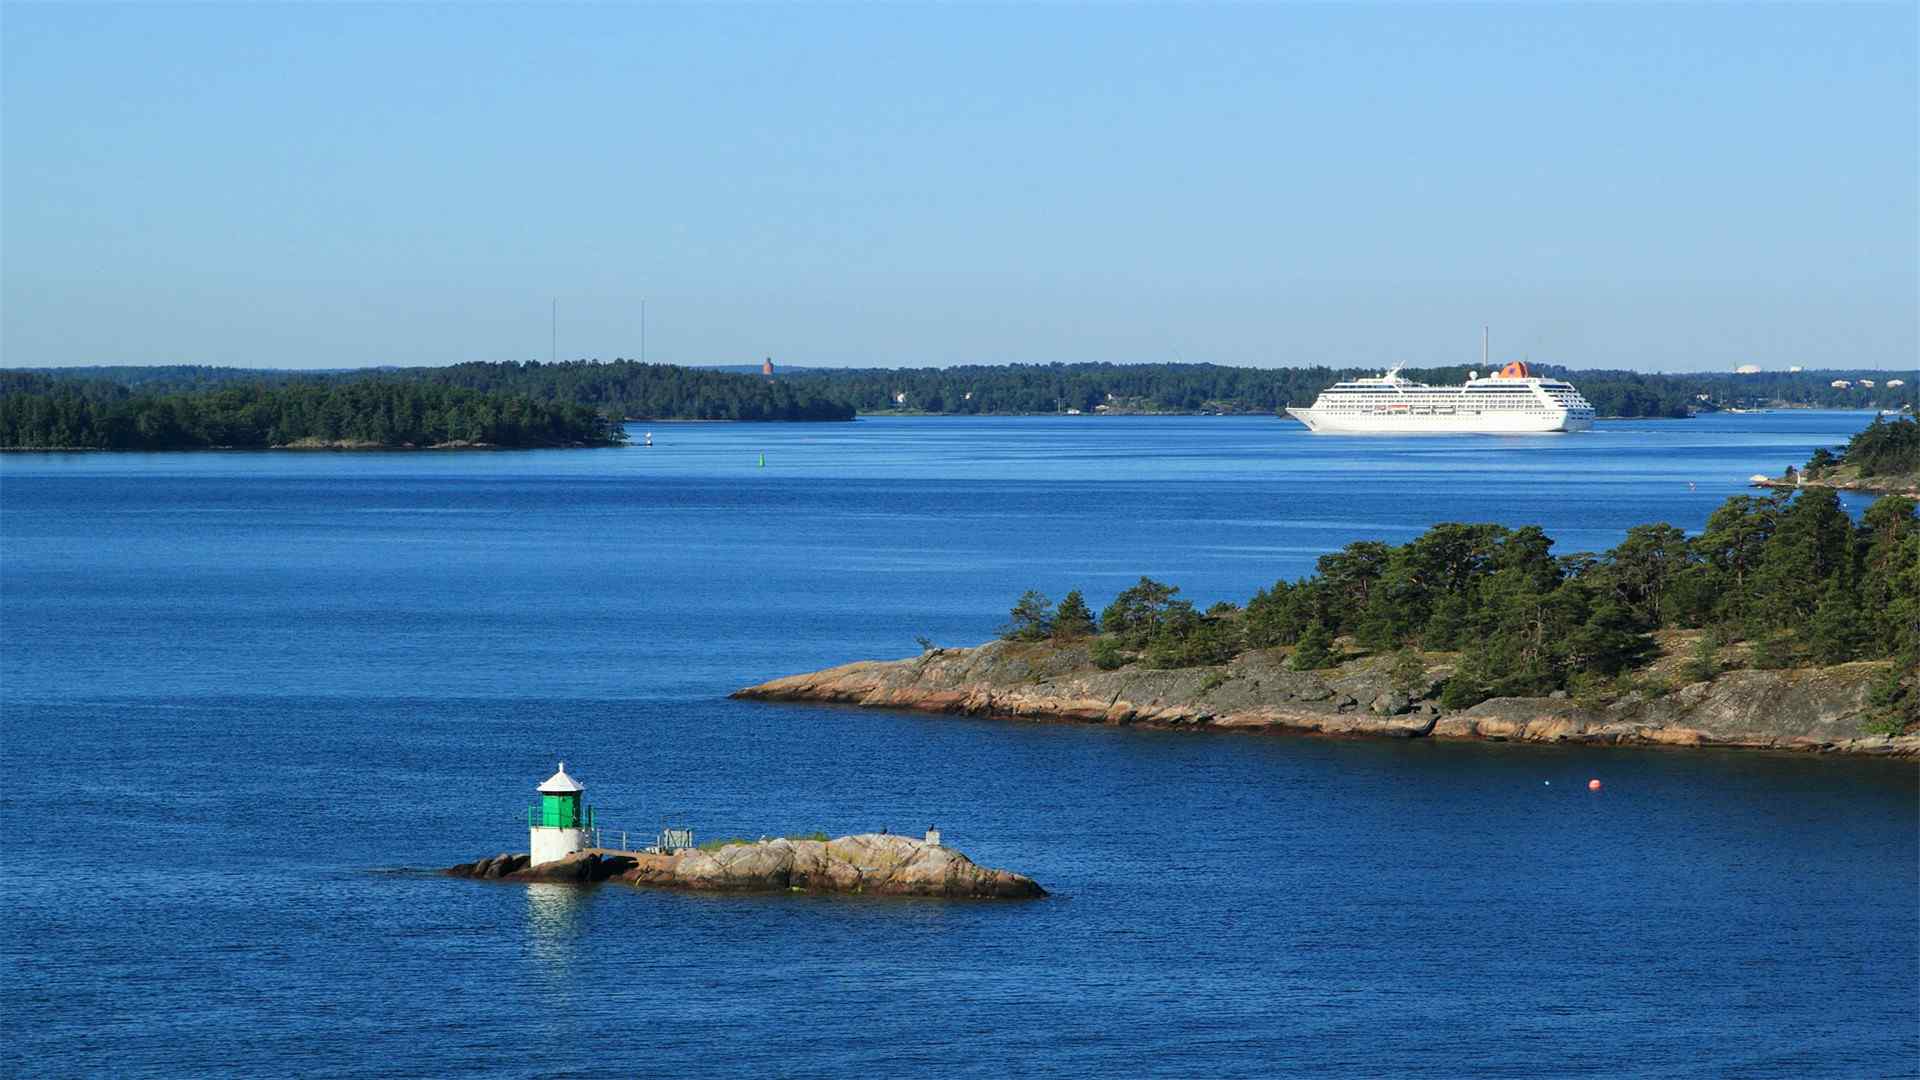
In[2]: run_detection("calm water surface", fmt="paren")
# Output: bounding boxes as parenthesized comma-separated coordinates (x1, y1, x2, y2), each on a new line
(2, 412, 1914, 1077)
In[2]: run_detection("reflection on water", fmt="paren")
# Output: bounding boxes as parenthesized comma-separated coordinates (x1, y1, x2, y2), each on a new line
(524, 883, 588, 971)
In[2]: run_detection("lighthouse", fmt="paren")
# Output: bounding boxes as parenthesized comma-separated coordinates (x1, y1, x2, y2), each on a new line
(528, 762, 592, 866)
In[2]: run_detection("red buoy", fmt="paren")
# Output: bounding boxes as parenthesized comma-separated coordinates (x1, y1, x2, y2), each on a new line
(1588, 779, 1603, 791)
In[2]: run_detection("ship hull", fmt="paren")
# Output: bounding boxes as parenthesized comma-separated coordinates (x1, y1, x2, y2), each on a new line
(1287, 407, 1592, 434)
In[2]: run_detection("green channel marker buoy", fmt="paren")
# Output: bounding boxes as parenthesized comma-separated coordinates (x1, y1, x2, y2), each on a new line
(758, 452, 766, 467)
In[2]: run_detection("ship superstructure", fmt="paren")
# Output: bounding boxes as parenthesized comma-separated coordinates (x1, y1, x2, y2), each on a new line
(1287, 361, 1595, 434)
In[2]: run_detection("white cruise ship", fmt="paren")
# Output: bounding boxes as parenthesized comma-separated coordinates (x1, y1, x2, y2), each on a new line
(1287, 361, 1595, 434)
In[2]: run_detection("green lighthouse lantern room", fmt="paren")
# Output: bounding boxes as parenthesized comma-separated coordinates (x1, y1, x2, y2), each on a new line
(528, 762, 593, 866)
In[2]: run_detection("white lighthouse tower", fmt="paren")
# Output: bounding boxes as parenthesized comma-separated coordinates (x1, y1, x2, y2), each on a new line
(528, 762, 592, 867)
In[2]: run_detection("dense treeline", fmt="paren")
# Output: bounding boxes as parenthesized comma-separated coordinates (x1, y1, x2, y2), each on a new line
(413, 361, 853, 421)
(5, 361, 853, 422)
(0, 366, 347, 398)
(1805, 416, 1920, 480)
(779, 362, 1915, 417)
(0, 380, 623, 450)
(789, 362, 1339, 415)
(1000, 491, 1918, 722)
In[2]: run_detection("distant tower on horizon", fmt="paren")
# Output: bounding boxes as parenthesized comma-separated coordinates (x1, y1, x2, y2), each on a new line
(762, 357, 775, 376)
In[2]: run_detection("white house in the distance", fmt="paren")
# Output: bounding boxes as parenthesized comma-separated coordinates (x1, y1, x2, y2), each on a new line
(1831, 379, 1853, 389)
(1860, 379, 1876, 388)
(1888, 379, 1907, 388)
(1734, 364, 1762, 374)
(1789, 365, 1804, 372)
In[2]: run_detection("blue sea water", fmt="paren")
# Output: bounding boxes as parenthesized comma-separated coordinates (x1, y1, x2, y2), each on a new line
(1, 411, 1914, 1078)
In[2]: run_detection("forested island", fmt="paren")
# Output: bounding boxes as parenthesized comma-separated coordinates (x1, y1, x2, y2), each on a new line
(1764, 416, 1920, 496)
(0, 361, 852, 449)
(740, 488, 1919, 753)
(0, 361, 854, 428)
(0, 380, 626, 450)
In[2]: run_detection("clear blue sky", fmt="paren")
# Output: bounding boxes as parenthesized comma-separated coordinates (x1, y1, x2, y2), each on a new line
(4, 3, 1915, 372)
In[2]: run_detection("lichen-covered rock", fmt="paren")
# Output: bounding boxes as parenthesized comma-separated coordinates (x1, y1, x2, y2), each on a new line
(632, 834, 1043, 898)
(1369, 691, 1411, 716)
(733, 641, 1917, 757)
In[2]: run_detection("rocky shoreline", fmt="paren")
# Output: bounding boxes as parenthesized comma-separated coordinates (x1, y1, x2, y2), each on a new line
(446, 832, 1046, 898)
(733, 640, 1919, 757)
(1750, 470, 1920, 498)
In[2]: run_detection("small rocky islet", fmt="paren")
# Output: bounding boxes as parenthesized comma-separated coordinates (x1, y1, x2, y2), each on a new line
(447, 831, 1046, 899)
(733, 638, 1919, 757)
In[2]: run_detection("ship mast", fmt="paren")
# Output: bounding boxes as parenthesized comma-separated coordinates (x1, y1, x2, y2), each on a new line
(1482, 325, 1488, 371)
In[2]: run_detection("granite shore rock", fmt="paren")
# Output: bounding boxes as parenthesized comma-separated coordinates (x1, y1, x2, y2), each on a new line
(1750, 469, 1919, 498)
(732, 640, 1918, 757)
(447, 832, 1046, 898)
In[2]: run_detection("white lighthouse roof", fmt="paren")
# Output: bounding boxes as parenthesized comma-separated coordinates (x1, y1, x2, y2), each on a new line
(538, 762, 583, 793)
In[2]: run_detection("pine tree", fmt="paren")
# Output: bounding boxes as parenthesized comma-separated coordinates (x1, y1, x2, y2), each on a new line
(1000, 590, 1054, 643)
(1806, 579, 1869, 664)
(1568, 599, 1655, 677)
(1099, 577, 1179, 647)
(1855, 496, 1918, 659)
(1748, 490, 1854, 634)
(1244, 581, 1311, 648)
(1863, 663, 1916, 736)
(1052, 590, 1097, 641)
(1684, 636, 1720, 684)
(1288, 620, 1336, 671)
(1421, 592, 1474, 650)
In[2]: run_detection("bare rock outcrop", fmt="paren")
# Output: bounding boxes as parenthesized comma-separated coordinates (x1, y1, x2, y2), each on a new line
(733, 641, 1918, 757)
(447, 834, 1045, 898)
(621, 833, 1043, 898)
(445, 851, 626, 883)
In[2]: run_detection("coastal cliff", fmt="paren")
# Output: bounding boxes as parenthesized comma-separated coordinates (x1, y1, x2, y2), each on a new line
(447, 832, 1045, 898)
(733, 640, 1919, 757)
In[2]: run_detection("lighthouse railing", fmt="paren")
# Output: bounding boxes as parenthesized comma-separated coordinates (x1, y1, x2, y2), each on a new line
(575, 824, 697, 855)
